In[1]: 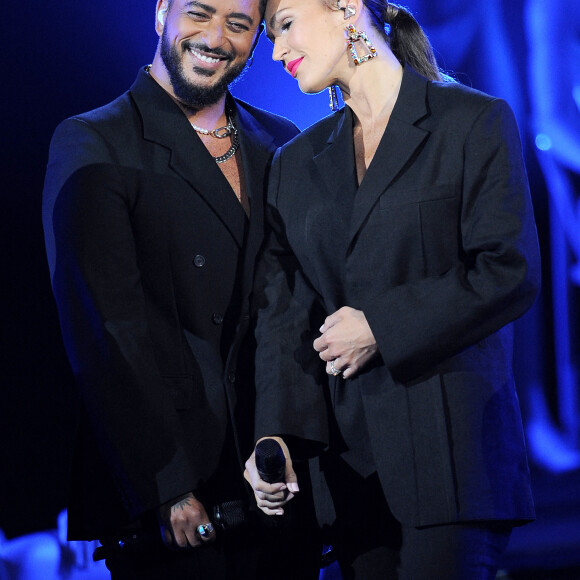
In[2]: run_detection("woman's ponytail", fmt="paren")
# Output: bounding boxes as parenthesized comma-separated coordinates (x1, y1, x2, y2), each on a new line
(365, 1, 452, 82)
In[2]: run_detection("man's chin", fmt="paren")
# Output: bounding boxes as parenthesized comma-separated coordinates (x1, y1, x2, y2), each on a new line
(191, 67, 218, 79)
(168, 60, 247, 107)
(173, 80, 228, 108)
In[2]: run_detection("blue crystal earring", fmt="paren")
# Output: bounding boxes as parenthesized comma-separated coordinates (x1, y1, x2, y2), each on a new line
(328, 85, 340, 111)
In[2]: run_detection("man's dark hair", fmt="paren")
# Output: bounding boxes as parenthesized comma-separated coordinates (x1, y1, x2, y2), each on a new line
(259, 0, 267, 18)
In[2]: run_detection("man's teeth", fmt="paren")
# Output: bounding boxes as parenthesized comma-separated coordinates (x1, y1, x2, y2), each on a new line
(190, 49, 220, 64)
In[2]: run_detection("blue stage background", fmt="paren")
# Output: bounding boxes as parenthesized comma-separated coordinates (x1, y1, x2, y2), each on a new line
(2, 1, 579, 577)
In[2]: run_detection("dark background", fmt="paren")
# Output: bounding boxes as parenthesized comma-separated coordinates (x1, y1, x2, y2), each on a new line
(2, 1, 579, 574)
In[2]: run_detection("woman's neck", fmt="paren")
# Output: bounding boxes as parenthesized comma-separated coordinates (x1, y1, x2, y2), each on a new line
(340, 52, 404, 128)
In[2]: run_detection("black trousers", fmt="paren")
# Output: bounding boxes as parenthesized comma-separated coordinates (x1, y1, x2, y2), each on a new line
(317, 456, 513, 580)
(103, 521, 321, 580)
(326, 519, 512, 580)
(103, 529, 260, 580)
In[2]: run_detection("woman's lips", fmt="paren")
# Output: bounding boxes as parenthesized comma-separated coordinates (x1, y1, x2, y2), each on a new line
(287, 57, 304, 78)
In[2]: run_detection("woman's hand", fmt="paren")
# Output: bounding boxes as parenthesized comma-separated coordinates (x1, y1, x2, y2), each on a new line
(244, 437, 299, 515)
(313, 306, 378, 379)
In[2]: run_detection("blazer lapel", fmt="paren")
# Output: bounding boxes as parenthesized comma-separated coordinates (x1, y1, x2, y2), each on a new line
(131, 70, 246, 248)
(233, 100, 276, 207)
(313, 108, 358, 206)
(231, 100, 279, 298)
(348, 67, 431, 249)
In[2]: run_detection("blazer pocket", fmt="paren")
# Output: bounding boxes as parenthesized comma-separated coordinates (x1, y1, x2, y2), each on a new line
(164, 375, 195, 410)
(376, 183, 459, 277)
(379, 183, 457, 209)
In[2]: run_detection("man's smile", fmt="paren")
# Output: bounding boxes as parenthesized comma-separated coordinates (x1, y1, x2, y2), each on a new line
(188, 47, 223, 65)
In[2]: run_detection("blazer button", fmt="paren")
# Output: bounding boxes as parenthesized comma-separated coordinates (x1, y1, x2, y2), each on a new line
(193, 254, 206, 268)
(212, 313, 223, 325)
(228, 373, 236, 383)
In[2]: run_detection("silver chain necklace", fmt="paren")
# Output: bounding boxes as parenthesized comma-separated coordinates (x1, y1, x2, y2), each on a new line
(144, 64, 239, 164)
(190, 112, 239, 164)
(213, 126, 239, 164)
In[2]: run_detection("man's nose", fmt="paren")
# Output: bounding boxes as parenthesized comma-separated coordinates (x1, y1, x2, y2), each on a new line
(200, 20, 224, 48)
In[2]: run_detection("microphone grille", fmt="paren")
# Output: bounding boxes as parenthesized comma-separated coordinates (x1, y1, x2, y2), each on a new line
(214, 499, 246, 531)
(255, 439, 286, 483)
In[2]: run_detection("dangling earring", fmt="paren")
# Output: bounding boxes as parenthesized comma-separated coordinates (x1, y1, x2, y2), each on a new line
(328, 85, 340, 111)
(346, 24, 378, 65)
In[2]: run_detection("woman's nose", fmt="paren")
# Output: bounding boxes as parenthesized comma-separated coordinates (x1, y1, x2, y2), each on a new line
(272, 37, 287, 63)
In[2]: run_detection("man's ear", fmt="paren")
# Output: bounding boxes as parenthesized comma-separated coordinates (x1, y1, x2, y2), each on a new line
(156, 0, 169, 36)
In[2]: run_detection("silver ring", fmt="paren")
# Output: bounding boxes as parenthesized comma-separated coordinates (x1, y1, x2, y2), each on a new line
(330, 360, 341, 376)
(197, 523, 214, 539)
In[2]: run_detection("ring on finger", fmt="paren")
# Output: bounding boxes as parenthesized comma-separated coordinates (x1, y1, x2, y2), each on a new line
(197, 523, 214, 540)
(330, 360, 341, 376)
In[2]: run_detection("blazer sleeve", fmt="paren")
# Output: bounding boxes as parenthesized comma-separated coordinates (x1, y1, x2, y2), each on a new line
(362, 98, 541, 381)
(253, 150, 329, 454)
(42, 118, 198, 519)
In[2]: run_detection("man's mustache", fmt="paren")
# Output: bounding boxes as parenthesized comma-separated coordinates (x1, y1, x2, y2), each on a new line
(182, 41, 233, 61)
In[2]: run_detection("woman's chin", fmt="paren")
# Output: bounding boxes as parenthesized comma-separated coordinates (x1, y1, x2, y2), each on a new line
(296, 79, 327, 96)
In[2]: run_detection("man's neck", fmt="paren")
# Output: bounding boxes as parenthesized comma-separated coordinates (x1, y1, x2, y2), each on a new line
(181, 98, 229, 131)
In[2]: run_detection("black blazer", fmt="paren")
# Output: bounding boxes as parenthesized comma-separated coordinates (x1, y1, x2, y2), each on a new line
(42, 68, 299, 539)
(254, 67, 541, 527)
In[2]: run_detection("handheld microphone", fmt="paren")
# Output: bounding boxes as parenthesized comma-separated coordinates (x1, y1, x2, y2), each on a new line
(255, 438, 286, 484)
(92, 499, 247, 561)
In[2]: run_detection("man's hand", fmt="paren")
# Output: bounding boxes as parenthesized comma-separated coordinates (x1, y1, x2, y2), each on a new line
(313, 306, 378, 379)
(156, 492, 215, 548)
(244, 437, 299, 515)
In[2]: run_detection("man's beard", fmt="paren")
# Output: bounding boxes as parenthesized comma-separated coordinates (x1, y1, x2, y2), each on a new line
(160, 31, 248, 107)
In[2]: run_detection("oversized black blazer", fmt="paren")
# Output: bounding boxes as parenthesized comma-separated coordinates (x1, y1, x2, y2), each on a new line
(254, 67, 541, 527)
(42, 68, 299, 539)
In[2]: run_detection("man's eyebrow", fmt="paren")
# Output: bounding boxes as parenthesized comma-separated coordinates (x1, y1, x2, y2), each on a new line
(185, 1, 216, 14)
(185, 0, 255, 25)
(228, 11, 255, 24)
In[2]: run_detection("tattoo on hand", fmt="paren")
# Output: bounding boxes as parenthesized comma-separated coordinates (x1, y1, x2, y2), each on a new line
(171, 497, 192, 513)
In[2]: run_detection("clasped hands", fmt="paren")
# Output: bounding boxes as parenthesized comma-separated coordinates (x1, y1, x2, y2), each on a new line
(313, 306, 378, 379)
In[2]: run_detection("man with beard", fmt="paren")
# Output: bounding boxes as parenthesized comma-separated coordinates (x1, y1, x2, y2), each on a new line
(42, 0, 314, 578)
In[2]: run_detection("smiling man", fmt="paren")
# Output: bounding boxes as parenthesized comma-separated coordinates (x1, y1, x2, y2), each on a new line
(156, 0, 256, 104)
(41, 0, 307, 578)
